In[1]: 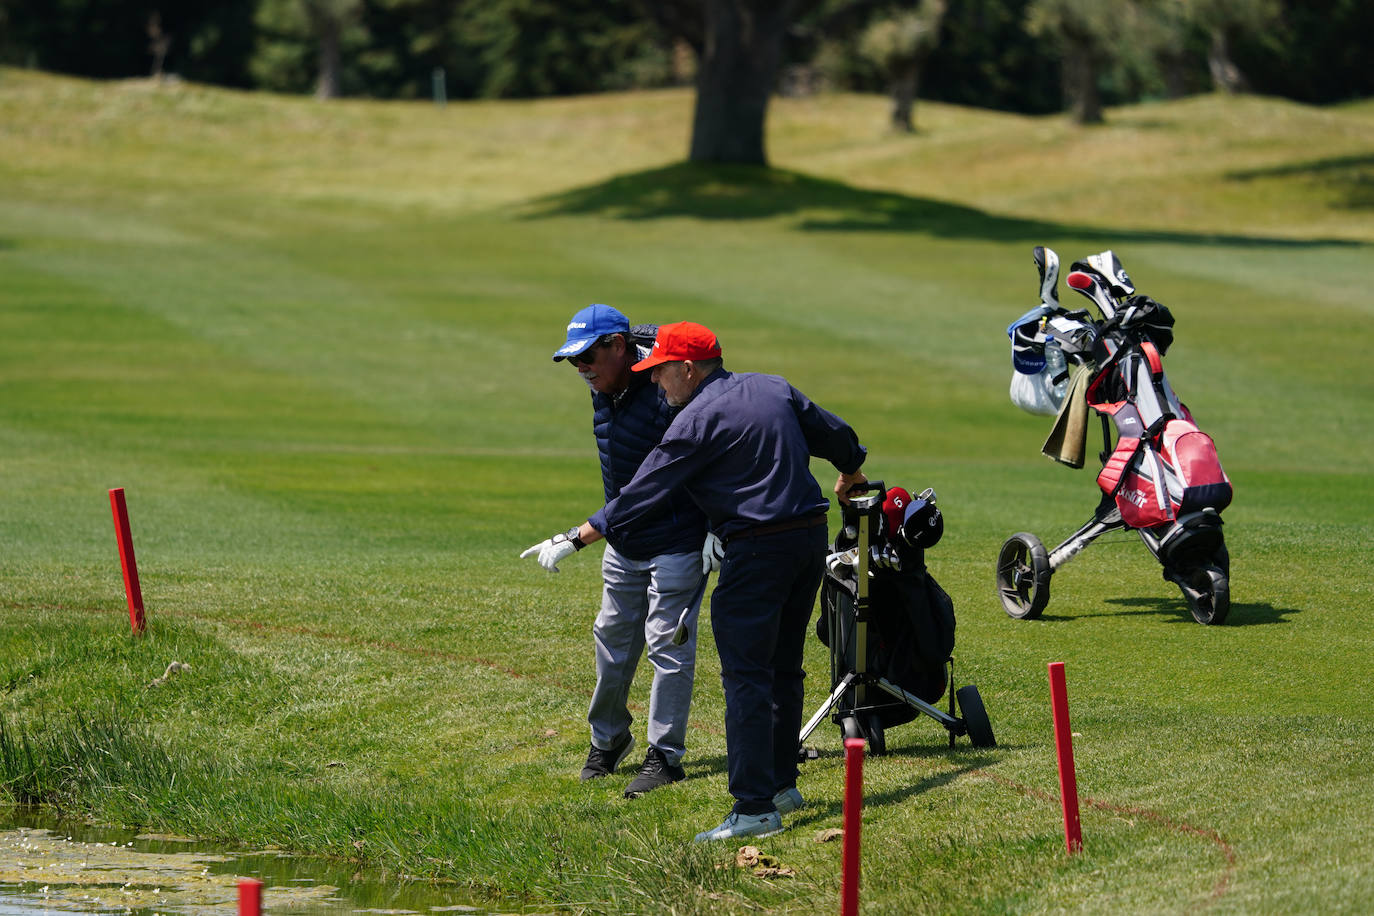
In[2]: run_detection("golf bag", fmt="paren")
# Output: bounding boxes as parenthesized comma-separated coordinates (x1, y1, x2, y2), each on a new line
(630, 323, 658, 361)
(816, 537, 954, 723)
(997, 247, 1233, 625)
(800, 483, 994, 756)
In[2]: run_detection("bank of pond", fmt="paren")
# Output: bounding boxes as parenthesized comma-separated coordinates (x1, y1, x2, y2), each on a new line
(0, 806, 492, 914)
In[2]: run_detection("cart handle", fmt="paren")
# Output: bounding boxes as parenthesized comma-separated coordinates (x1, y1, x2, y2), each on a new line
(844, 480, 886, 514)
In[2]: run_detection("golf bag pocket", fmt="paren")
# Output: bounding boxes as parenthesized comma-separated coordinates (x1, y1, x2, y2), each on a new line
(1099, 421, 1231, 528)
(870, 568, 955, 671)
(1098, 437, 1174, 528)
(1010, 366, 1063, 416)
(818, 565, 952, 709)
(1096, 436, 1137, 500)
(1161, 419, 1231, 513)
(869, 567, 956, 708)
(1008, 308, 1065, 416)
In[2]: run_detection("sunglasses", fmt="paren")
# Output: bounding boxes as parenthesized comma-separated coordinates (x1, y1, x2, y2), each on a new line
(570, 343, 603, 365)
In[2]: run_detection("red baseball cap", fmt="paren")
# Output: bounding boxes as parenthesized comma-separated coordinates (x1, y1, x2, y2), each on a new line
(882, 487, 912, 540)
(632, 321, 722, 372)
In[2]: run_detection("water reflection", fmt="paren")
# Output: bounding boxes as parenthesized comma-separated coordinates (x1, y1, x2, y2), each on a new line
(0, 808, 489, 914)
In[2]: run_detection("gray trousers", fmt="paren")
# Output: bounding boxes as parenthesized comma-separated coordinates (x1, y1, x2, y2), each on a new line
(589, 543, 705, 767)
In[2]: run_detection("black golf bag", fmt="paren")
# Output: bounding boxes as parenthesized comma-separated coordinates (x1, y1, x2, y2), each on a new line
(997, 247, 1233, 625)
(800, 482, 994, 756)
(816, 543, 954, 724)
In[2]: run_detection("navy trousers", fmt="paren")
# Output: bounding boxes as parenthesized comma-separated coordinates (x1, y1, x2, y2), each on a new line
(709, 523, 828, 815)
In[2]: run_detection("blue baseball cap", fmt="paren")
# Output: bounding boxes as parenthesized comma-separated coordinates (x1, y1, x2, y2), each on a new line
(552, 304, 630, 362)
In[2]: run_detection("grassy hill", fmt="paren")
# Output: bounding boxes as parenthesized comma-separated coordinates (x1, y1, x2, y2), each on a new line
(2, 68, 1372, 914)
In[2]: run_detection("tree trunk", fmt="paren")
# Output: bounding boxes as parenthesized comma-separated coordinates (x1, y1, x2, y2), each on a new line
(314, 12, 342, 99)
(889, 61, 920, 132)
(146, 13, 171, 80)
(1063, 40, 1103, 125)
(689, 0, 796, 165)
(1207, 28, 1250, 94)
(1161, 51, 1189, 99)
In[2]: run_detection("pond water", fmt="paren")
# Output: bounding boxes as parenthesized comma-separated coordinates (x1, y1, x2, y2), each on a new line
(0, 807, 498, 915)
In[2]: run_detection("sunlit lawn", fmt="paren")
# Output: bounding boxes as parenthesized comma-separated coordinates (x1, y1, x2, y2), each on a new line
(2, 68, 1372, 913)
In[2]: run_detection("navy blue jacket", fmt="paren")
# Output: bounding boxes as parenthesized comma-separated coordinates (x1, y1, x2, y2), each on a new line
(591, 369, 866, 542)
(592, 372, 707, 560)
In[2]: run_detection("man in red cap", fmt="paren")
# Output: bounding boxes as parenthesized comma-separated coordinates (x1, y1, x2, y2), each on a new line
(520, 321, 868, 842)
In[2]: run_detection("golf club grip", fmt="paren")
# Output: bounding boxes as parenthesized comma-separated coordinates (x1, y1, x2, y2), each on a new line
(849, 480, 885, 495)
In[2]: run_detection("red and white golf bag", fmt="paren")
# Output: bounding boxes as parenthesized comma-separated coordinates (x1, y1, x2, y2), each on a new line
(1089, 336, 1231, 566)
(996, 246, 1234, 625)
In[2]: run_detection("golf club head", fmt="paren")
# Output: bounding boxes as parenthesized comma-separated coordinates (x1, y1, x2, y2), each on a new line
(899, 489, 943, 549)
(1033, 246, 1060, 308)
(1066, 269, 1119, 321)
(1084, 250, 1135, 298)
(671, 601, 695, 646)
(671, 574, 711, 647)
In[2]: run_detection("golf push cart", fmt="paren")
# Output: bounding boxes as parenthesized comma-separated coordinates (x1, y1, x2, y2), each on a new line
(996, 247, 1234, 625)
(800, 481, 995, 757)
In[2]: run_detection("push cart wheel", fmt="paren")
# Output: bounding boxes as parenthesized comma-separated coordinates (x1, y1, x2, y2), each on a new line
(864, 713, 887, 757)
(1177, 564, 1230, 625)
(996, 533, 1051, 619)
(955, 685, 996, 748)
(841, 716, 864, 743)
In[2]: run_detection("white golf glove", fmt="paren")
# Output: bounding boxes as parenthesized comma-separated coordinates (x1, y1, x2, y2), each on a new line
(701, 531, 724, 575)
(519, 527, 584, 572)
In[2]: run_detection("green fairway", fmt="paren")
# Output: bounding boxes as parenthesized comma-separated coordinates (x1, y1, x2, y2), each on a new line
(2, 68, 1373, 914)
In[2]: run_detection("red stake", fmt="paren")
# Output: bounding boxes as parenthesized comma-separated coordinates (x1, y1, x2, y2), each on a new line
(108, 487, 145, 635)
(841, 736, 865, 916)
(1048, 662, 1083, 853)
(238, 878, 262, 916)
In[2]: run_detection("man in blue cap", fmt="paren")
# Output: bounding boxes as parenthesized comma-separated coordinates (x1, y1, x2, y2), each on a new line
(523, 304, 717, 798)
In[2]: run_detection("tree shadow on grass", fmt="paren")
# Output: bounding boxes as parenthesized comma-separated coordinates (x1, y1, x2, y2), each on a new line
(521, 162, 1366, 249)
(1228, 154, 1374, 210)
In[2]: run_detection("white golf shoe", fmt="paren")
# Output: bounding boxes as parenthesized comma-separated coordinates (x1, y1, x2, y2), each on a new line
(693, 810, 783, 843)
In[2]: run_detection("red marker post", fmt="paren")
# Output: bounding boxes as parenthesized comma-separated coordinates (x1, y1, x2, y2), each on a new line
(1048, 661, 1083, 854)
(841, 736, 866, 916)
(238, 878, 262, 916)
(108, 487, 146, 635)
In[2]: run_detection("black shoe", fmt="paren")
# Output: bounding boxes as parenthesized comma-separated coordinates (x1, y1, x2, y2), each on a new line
(581, 733, 634, 781)
(623, 747, 685, 798)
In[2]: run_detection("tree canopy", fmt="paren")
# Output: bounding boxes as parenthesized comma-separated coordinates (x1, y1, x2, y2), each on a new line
(0, 0, 1367, 131)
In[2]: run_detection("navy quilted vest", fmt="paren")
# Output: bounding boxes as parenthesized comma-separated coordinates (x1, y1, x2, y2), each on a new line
(592, 373, 707, 560)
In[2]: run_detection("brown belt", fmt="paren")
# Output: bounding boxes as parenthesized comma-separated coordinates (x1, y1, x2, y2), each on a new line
(726, 514, 827, 544)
